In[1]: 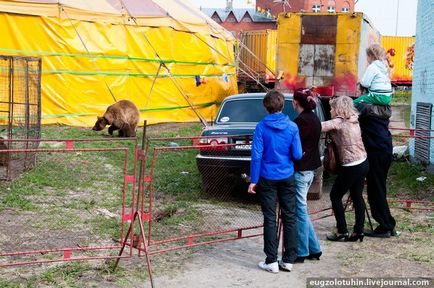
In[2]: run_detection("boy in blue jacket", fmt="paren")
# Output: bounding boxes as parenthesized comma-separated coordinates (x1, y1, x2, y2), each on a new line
(248, 90, 303, 273)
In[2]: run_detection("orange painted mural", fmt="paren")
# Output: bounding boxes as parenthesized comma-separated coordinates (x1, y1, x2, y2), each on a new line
(381, 36, 414, 85)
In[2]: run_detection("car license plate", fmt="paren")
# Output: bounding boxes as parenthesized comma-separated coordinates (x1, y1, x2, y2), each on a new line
(234, 144, 251, 150)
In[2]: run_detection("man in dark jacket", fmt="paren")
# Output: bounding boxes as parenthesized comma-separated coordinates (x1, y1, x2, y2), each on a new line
(358, 103, 396, 237)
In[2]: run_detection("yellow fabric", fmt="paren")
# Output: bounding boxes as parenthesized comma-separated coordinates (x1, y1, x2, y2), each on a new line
(0, 1, 237, 126)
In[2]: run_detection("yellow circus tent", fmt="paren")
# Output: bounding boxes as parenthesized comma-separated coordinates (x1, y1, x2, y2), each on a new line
(0, 0, 237, 126)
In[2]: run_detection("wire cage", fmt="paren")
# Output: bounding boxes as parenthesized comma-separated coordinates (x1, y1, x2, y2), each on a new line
(0, 55, 42, 181)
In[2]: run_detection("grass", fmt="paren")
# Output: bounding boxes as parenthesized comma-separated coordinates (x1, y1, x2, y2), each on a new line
(0, 123, 210, 287)
(0, 262, 141, 288)
(400, 104, 411, 128)
(391, 89, 412, 105)
(387, 161, 434, 201)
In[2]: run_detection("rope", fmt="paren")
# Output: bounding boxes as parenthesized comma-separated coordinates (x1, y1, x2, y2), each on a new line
(237, 40, 276, 78)
(118, 0, 208, 127)
(0, 47, 235, 67)
(189, 12, 273, 92)
(145, 62, 163, 108)
(193, 34, 269, 92)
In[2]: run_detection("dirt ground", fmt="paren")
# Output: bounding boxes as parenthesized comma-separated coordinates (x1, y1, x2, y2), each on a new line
(148, 202, 433, 288)
(146, 112, 434, 288)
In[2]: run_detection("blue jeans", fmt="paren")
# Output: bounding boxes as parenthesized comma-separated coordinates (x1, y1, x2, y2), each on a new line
(257, 176, 297, 264)
(295, 171, 321, 257)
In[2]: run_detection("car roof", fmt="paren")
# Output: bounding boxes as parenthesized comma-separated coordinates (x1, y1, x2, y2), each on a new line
(223, 93, 294, 102)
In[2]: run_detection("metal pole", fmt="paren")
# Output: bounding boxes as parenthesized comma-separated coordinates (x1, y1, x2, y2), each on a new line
(395, 0, 400, 36)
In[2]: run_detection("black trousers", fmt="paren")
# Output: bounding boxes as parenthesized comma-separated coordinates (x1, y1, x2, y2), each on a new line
(366, 153, 396, 232)
(257, 176, 297, 264)
(330, 160, 369, 234)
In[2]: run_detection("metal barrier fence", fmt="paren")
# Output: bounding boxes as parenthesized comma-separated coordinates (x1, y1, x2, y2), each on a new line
(0, 55, 42, 181)
(138, 136, 263, 255)
(0, 138, 138, 267)
(137, 132, 434, 256)
(1, 128, 433, 286)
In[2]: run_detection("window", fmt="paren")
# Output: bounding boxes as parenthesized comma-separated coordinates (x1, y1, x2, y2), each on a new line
(341, 7, 349, 12)
(241, 13, 252, 22)
(226, 14, 237, 23)
(212, 16, 221, 23)
(217, 99, 298, 123)
(312, 4, 321, 12)
(327, 5, 335, 12)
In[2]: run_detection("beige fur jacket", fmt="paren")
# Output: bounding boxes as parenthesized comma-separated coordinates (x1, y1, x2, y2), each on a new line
(321, 115, 367, 165)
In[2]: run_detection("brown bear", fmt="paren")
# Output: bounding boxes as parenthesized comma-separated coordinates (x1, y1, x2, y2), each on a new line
(92, 100, 140, 137)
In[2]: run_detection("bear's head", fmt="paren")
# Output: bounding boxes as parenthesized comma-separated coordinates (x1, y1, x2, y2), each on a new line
(92, 116, 108, 131)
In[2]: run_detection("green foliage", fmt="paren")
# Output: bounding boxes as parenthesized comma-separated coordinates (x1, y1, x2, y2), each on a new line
(391, 89, 411, 105)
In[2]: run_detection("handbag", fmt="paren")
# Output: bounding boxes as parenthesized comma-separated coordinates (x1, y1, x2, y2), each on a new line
(323, 133, 339, 174)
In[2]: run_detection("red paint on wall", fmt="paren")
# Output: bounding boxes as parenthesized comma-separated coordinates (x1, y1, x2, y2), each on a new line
(330, 74, 359, 96)
(281, 73, 306, 92)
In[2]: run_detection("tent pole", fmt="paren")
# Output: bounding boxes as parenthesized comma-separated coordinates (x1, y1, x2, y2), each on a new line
(60, 5, 118, 103)
(118, 0, 209, 127)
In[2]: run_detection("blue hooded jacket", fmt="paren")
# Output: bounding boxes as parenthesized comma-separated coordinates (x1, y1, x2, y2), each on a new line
(250, 112, 303, 183)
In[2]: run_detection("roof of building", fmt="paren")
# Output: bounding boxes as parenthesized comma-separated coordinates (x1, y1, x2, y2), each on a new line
(201, 8, 276, 23)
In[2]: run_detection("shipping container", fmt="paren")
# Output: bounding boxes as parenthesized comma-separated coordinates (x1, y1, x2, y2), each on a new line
(276, 12, 381, 96)
(381, 36, 414, 86)
(237, 29, 277, 91)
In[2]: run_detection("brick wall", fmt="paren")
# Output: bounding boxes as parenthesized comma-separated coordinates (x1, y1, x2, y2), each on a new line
(256, 0, 354, 16)
(409, 0, 434, 165)
(220, 22, 276, 39)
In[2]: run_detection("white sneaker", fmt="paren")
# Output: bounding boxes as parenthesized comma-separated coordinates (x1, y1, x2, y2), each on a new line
(278, 260, 293, 272)
(258, 261, 279, 273)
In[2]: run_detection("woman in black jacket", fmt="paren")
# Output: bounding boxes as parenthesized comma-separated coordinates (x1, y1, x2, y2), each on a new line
(292, 88, 322, 262)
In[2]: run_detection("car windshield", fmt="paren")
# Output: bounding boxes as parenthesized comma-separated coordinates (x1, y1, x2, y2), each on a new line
(216, 99, 298, 123)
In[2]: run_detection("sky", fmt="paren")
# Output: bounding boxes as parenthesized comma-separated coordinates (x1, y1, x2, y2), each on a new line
(189, 0, 417, 36)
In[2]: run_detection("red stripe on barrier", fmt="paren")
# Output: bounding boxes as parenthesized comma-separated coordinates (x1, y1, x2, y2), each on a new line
(64, 250, 71, 259)
(124, 175, 135, 183)
(123, 214, 133, 222)
(142, 213, 151, 221)
(136, 149, 146, 160)
(65, 140, 74, 150)
(147, 234, 263, 255)
(123, 213, 150, 223)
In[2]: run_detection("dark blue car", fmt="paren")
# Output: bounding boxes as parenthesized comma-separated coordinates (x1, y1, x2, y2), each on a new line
(196, 93, 326, 199)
